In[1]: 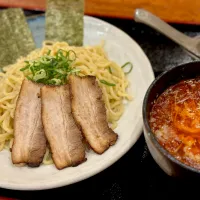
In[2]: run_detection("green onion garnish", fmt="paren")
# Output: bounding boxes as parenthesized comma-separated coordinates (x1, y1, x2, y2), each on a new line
(121, 62, 133, 74)
(20, 49, 80, 85)
(108, 67, 112, 74)
(100, 80, 116, 86)
(47, 49, 51, 55)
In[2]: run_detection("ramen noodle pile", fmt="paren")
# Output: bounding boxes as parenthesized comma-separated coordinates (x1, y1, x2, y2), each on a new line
(0, 41, 132, 164)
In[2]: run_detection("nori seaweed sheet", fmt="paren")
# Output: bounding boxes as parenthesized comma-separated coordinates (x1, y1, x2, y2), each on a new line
(45, 0, 84, 46)
(0, 8, 35, 68)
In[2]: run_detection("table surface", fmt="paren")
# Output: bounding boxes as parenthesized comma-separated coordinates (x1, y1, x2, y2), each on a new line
(0, 10, 200, 200)
(1, 0, 200, 24)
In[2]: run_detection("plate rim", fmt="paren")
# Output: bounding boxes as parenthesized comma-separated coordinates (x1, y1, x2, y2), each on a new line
(0, 15, 154, 190)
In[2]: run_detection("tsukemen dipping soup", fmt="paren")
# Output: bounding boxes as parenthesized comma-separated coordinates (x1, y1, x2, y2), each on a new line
(150, 78, 200, 169)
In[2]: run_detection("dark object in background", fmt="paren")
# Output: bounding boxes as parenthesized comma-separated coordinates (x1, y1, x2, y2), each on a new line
(143, 61, 200, 178)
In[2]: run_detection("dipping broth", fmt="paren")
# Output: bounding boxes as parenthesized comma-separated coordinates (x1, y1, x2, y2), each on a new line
(150, 78, 200, 169)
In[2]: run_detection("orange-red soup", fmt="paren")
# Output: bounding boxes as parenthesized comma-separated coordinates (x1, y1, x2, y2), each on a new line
(150, 78, 200, 169)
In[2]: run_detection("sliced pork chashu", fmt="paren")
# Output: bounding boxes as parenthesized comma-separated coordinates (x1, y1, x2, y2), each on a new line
(12, 79, 46, 167)
(69, 76, 118, 154)
(41, 85, 85, 170)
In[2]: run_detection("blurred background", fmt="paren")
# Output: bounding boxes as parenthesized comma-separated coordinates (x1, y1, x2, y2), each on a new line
(0, 0, 199, 24)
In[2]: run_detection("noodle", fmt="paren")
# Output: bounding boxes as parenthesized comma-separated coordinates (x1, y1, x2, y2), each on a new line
(0, 41, 132, 164)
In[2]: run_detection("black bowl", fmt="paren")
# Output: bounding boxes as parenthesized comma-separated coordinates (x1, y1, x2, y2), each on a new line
(143, 61, 200, 178)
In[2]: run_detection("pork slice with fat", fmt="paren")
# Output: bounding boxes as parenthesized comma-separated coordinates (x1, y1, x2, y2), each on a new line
(12, 79, 46, 167)
(69, 76, 118, 154)
(41, 85, 85, 170)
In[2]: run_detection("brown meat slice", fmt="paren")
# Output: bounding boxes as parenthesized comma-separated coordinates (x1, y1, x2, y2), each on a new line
(12, 79, 46, 167)
(69, 76, 118, 154)
(41, 85, 85, 170)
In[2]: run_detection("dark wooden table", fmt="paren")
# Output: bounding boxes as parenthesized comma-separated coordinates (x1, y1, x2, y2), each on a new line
(0, 9, 200, 200)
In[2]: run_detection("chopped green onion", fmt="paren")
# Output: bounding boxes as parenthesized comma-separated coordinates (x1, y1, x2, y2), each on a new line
(68, 50, 77, 62)
(47, 50, 51, 55)
(121, 62, 133, 74)
(108, 67, 112, 74)
(20, 65, 29, 71)
(100, 80, 116, 86)
(26, 76, 32, 80)
(32, 69, 47, 82)
(49, 78, 62, 85)
(71, 68, 81, 73)
(20, 49, 79, 85)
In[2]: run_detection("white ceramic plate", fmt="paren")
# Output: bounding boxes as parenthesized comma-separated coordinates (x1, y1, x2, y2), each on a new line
(0, 15, 154, 190)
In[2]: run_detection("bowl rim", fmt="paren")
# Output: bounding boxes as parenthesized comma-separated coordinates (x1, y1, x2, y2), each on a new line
(143, 61, 200, 174)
